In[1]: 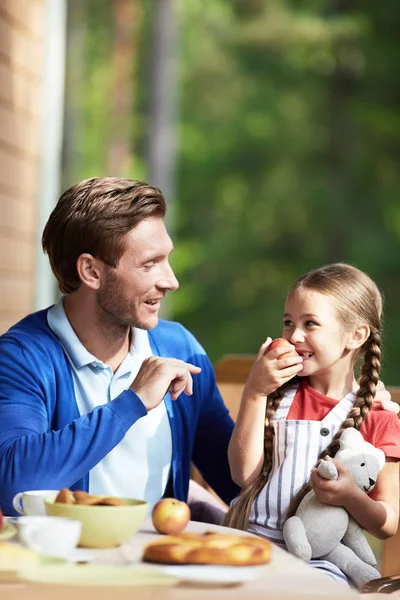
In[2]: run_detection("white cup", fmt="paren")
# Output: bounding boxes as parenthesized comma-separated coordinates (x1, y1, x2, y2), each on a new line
(17, 516, 82, 558)
(12, 490, 59, 516)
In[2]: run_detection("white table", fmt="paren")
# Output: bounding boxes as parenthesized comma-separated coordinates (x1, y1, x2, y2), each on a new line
(3, 517, 373, 599)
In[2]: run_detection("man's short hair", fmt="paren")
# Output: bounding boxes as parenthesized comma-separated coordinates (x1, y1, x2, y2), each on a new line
(42, 177, 166, 293)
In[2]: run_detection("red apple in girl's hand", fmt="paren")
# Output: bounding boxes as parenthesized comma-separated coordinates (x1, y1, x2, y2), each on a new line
(151, 498, 191, 535)
(268, 338, 298, 359)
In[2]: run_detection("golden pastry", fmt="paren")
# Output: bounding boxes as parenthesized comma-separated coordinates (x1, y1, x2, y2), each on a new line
(143, 531, 272, 566)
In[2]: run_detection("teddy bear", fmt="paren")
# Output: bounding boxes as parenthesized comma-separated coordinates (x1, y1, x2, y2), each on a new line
(282, 428, 386, 589)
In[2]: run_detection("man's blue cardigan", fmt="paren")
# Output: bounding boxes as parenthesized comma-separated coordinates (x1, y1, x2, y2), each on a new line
(0, 310, 238, 515)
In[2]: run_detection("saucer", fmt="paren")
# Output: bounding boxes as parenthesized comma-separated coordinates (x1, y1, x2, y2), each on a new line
(19, 564, 178, 586)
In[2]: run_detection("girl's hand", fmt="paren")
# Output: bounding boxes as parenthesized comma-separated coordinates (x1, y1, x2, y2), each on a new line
(373, 381, 399, 414)
(310, 457, 359, 506)
(242, 337, 303, 400)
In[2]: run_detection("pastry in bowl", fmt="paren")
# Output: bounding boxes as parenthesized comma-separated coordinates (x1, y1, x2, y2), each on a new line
(55, 489, 128, 506)
(143, 532, 272, 566)
(45, 489, 148, 548)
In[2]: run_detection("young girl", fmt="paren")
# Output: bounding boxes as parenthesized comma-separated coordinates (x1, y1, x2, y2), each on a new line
(225, 263, 400, 585)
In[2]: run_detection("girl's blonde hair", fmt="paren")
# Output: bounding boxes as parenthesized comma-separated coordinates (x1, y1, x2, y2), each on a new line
(224, 263, 383, 531)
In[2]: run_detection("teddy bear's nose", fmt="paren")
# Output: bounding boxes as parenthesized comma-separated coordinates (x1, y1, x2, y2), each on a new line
(369, 478, 375, 486)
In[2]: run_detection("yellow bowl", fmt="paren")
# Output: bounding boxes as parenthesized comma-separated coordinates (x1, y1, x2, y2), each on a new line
(44, 497, 149, 548)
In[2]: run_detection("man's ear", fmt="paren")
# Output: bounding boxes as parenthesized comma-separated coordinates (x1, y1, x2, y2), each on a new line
(346, 324, 370, 350)
(76, 253, 102, 290)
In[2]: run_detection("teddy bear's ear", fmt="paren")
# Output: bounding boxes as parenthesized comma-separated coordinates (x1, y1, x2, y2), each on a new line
(339, 428, 363, 450)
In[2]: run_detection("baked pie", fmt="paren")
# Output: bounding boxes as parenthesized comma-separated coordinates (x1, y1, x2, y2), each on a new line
(143, 531, 272, 566)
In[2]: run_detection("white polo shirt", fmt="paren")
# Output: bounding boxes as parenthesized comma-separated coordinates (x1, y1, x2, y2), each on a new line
(47, 297, 172, 509)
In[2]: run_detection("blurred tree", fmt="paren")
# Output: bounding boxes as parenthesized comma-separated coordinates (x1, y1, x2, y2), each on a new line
(147, 0, 179, 235)
(63, 0, 87, 186)
(64, 0, 143, 182)
(107, 0, 137, 175)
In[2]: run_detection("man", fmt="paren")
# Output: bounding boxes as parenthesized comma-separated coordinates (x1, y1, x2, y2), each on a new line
(0, 177, 238, 515)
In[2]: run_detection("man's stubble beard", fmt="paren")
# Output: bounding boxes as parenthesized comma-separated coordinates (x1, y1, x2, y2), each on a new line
(96, 267, 151, 333)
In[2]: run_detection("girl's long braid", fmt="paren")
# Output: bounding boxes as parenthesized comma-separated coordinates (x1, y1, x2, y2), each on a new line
(286, 330, 381, 518)
(224, 377, 300, 531)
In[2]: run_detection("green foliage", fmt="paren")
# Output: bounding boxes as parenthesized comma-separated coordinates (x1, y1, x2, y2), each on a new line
(170, 0, 400, 382)
(68, 0, 400, 383)
(79, 0, 113, 177)
(66, 0, 147, 182)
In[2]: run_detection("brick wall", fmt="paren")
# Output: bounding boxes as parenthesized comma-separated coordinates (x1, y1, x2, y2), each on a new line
(0, 0, 45, 333)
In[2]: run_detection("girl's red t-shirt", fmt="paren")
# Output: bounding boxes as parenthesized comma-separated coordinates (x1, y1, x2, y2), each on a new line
(288, 379, 400, 459)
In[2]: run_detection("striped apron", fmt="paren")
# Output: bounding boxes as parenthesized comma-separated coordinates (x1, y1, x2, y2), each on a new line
(248, 384, 356, 584)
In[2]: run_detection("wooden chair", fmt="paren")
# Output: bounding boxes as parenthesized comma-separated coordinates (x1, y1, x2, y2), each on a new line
(213, 354, 400, 579)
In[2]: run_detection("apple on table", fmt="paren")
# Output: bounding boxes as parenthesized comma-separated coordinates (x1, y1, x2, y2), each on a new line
(151, 498, 191, 535)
